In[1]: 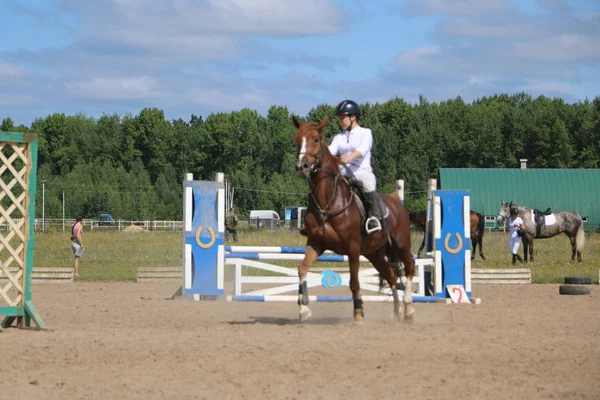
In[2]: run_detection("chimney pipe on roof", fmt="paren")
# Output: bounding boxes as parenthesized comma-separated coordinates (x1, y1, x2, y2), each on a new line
(520, 159, 528, 169)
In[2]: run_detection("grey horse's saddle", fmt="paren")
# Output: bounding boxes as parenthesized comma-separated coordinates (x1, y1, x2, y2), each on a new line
(533, 207, 552, 227)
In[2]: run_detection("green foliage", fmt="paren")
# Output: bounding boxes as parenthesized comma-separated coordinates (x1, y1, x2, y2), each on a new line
(5, 93, 597, 221)
(1, 117, 15, 131)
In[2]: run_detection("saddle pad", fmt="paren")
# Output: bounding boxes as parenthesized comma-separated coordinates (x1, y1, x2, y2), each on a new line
(531, 210, 556, 226)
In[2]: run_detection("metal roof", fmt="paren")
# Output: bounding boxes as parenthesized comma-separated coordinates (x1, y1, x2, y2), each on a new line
(438, 168, 600, 231)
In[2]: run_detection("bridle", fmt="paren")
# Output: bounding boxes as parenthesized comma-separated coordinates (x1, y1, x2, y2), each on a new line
(297, 128, 325, 173)
(299, 128, 355, 219)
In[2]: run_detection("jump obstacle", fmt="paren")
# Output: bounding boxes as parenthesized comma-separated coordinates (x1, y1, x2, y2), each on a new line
(175, 174, 478, 304)
(0, 131, 46, 329)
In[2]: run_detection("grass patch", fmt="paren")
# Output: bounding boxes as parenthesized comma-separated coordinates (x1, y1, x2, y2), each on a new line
(31, 228, 600, 283)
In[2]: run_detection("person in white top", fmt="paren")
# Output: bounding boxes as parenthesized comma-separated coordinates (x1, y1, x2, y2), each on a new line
(508, 207, 525, 264)
(328, 100, 382, 234)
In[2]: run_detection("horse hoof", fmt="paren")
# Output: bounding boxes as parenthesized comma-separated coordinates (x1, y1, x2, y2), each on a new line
(353, 309, 364, 324)
(299, 305, 312, 322)
(404, 306, 415, 322)
(394, 310, 402, 321)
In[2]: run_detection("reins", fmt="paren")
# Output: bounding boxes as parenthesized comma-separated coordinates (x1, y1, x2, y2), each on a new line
(304, 130, 355, 221)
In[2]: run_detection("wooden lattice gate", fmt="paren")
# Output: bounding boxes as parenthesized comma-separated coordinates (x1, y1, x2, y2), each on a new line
(0, 131, 46, 329)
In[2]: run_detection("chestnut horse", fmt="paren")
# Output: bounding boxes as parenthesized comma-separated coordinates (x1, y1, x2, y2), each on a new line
(293, 116, 415, 323)
(409, 210, 486, 260)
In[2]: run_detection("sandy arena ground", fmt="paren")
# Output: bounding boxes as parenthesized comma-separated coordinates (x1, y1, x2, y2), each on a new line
(0, 281, 598, 400)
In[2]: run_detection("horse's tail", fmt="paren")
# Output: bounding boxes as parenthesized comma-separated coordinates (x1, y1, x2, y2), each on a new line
(476, 212, 485, 241)
(576, 220, 585, 253)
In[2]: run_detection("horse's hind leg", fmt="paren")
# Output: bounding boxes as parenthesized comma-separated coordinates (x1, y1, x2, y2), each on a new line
(417, 236, 425, 257)
(529, 239, 535, 263)
(400, 247, 416, 321)
(471, 238, 476, 261)
(568, 234, 577, 263)
(478, 237, 486, 260)
(368, 254, 401, 321)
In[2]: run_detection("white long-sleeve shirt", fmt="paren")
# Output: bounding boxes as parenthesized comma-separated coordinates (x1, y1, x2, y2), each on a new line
(328, 126, 373, 175)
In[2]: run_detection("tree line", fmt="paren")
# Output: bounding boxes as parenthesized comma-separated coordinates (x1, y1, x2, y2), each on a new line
(1, 92, 598, 221)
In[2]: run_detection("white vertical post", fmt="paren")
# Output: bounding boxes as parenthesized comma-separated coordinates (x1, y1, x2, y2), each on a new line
(463, 195, 472, 294)
(216, 172, 225, 293)
(62, 191, 65, 232)
(41, 179, 46, 232)
(234, 262, 242, 296)
(433, 191, 443, 296)
(396, 179, 404, 204)
(183, 173, 193, 290)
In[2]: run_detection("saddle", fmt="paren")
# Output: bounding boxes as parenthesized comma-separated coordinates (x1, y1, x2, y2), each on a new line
(533, 207, 552, 227)
(346, 178, 390, 232)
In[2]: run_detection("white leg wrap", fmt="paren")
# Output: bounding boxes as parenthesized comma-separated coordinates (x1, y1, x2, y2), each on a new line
(299, 304, 312, 322)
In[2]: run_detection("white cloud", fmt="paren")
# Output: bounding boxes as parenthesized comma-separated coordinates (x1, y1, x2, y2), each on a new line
(0, 94, 36, 107)
(76, 0, 345, 38)
(0, 62, 26, 78)
(525, 81, 572, 94)
(184, 86, 271, 112)
(439, 17, 546, 38)
(512, 34, 600, 62)
(395, 46, 441, 68)
(66, 76, 164, 100)
(535, 0, 570, 12)
(403, 0, 511, 16)
(382, 4, 600, 102)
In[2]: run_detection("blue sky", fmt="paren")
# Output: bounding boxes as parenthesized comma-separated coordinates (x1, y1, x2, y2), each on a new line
(1, 0, 599, 126)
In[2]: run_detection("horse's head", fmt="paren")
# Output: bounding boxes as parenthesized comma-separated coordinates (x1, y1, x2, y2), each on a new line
(292, 116, 331, 178)
(497, 201, 514, 225)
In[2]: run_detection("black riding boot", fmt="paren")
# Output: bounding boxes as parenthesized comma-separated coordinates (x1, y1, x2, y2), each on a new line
(365, 191, 383, 234)
(515, 254, 524, 264)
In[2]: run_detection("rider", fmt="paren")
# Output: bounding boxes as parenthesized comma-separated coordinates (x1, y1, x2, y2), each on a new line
(508, 206, 525, 264)
(328, 100, 382, 234)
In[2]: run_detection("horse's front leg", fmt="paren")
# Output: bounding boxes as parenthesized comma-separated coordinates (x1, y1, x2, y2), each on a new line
(471, 237, 477, 261)
(298, 244, 321, 322)
(521, 237, 529, 263)
(348, 251, 363, 323)
(529, 239, 535, 263)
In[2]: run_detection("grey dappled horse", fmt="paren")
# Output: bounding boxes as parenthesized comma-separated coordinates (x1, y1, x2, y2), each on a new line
(496, 201, 585, 263)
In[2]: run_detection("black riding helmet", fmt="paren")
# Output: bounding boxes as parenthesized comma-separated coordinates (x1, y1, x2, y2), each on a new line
(335, 100, 360, 118)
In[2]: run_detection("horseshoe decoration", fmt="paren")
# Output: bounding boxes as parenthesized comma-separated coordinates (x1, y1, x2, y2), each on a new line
(321, 270, 343, 290)
(444, 232, 463, 254)
(196, 226, 216, 249)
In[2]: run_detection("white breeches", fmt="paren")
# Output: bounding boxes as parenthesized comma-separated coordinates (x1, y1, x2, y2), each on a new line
(509, 237, 521, 255)
(350, 170, 377, 192)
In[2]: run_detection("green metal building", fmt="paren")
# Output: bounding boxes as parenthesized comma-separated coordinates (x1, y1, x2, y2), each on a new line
(438, 168, 600, 231)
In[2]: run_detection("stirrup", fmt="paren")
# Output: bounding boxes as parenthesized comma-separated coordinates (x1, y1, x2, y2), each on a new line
(365, 217, 382, 234)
